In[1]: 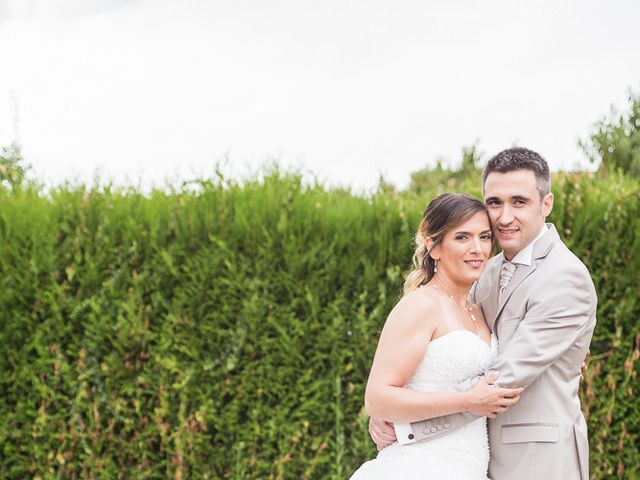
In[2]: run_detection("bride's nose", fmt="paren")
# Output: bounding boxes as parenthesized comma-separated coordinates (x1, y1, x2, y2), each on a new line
(470, 237, 482, 253)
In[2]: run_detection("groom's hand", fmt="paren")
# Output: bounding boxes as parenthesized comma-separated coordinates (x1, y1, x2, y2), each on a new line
(368, 417, 396, 451)
(579, 349, 590, 382)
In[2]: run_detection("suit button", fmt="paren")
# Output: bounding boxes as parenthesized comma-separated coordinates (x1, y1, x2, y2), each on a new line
(430, 427, 437, 433)
(444, 423, 450, 428)
(408, 434, 414, 440)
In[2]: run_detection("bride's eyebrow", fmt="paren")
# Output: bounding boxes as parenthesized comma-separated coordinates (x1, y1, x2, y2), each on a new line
(454, 230, 492, 236)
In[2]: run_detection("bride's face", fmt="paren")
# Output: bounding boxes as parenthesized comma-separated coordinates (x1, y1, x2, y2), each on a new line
(433, 212, 493, 284)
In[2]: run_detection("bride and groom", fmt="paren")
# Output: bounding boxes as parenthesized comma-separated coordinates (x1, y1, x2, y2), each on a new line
(351, 148, 597, 479)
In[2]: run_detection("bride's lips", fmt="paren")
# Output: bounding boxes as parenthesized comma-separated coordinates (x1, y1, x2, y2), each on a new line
(464, 259, 484, 269)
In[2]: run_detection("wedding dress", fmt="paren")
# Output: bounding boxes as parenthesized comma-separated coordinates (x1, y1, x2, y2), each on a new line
(350, 330, 497, 480)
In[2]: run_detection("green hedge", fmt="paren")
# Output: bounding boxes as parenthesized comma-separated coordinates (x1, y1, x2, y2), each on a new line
(0, 171, 637, 479)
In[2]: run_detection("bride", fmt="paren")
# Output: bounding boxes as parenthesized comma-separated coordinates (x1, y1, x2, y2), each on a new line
(350, 193, 523, 479)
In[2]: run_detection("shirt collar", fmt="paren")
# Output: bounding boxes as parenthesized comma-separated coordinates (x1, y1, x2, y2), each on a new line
(508, 224, 548, 266)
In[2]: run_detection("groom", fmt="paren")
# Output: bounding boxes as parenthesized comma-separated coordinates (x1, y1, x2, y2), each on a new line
(369, 148, 597, 480)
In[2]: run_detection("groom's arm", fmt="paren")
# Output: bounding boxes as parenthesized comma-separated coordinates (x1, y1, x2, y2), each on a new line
(389, 280, 485, 444)
(392, 406, 480, 444)
(370, 402, 480, 446)
(487, 263, 597, 389)
(375, 281, 484, 446)
(387, 265, 596, 445)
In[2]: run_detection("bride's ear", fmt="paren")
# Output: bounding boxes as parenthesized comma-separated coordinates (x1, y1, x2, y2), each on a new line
(425, 237, 439, 261)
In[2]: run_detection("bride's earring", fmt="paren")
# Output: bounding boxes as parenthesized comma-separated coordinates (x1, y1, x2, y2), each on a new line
(434, 259, 438, 272)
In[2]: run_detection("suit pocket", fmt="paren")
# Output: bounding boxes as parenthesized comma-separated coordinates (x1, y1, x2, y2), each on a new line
(500, 423, 559, 444)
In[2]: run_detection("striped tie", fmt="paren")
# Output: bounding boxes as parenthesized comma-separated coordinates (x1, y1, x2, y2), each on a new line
(499, 261, 517, 292)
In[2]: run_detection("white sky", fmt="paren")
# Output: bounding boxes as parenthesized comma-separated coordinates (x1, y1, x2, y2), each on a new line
(1, 0, 639, 191)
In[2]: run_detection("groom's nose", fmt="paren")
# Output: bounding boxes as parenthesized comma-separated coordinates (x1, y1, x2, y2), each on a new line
(499, 205, 515, 224)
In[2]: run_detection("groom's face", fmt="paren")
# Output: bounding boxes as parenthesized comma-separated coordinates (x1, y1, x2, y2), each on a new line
(483, 169, 554, 260)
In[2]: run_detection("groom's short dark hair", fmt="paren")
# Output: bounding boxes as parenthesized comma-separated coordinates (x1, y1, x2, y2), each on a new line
(482, 147, 551, 199)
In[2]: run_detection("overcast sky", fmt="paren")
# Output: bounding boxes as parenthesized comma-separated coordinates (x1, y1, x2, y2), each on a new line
(1, 0, 639, 191)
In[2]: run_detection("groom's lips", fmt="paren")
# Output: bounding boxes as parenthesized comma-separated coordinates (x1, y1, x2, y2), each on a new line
(497, 227, 519, 238)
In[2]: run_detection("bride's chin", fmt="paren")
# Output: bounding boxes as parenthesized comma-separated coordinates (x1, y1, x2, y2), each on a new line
(467, 272, 483, 283)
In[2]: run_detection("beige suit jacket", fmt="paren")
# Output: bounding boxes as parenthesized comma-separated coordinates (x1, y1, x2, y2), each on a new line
(405, 225, 597, 480)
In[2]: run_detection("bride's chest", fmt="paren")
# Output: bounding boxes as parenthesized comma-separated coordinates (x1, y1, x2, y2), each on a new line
(405, 332, 497, 390)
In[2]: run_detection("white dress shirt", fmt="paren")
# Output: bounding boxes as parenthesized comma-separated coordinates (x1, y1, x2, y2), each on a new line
(508, 224, 549, 266)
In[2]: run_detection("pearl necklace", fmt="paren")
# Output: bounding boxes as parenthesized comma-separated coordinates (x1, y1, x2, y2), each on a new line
(429, 283, 480, 335)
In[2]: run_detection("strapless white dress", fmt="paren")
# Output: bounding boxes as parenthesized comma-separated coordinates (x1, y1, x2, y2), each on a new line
(351, 330, 497, 480)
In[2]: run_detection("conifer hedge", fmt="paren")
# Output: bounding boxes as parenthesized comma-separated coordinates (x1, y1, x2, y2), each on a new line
(0, 171, 638, 479)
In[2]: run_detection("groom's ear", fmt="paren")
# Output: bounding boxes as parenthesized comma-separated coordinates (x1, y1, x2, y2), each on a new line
(542, 192, 554, 217)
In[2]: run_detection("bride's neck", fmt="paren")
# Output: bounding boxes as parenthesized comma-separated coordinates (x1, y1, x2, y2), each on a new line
(429, 274, 472, 304)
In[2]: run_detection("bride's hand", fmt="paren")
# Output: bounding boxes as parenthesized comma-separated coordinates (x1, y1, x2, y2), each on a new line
(464, 373, 524, 418)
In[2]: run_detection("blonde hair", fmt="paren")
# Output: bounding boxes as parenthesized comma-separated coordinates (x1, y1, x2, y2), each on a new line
(403, 193, 489, 295)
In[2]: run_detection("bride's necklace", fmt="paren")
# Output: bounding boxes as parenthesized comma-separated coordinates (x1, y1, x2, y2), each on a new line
(429, 283, 480, 335)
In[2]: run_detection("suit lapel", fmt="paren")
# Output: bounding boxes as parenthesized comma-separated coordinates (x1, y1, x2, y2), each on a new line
(495, 263, 536, 319)
(493, 224, 560, 326)
(485, 257, 502, 331)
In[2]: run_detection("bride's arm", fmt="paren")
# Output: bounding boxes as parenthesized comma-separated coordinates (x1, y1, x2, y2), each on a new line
(364, 293, 522, 423)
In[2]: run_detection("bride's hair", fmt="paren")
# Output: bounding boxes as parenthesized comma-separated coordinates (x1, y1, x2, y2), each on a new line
(403, 193, 490, 295)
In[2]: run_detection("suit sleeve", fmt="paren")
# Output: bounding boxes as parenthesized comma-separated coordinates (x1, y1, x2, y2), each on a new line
(401, 280, 490, 441)
(492, 261, 597, 389)
(403, 260, 596, 442)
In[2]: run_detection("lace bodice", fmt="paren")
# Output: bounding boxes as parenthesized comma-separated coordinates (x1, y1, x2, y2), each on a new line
(406, 329, 497, 390)
(351, 330, 498, 480)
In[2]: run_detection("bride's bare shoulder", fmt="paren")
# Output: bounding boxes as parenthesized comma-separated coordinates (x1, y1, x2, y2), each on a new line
(381, 287, 443, 337)
(391, 287, 440, 318)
